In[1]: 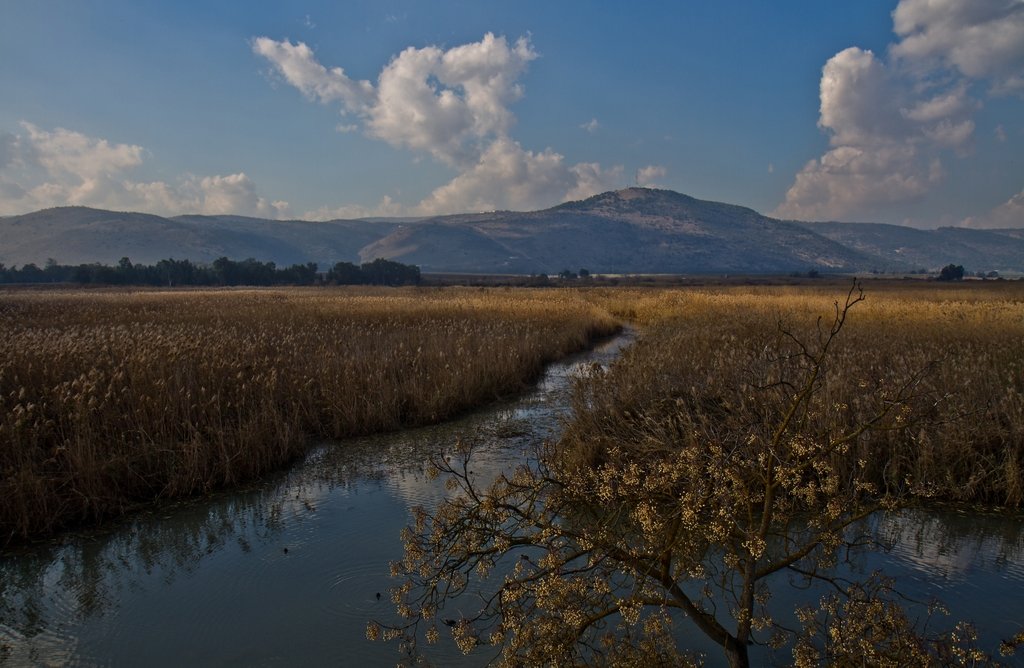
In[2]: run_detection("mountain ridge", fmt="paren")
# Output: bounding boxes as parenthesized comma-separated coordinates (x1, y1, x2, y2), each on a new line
(2, 189, 1022, 274)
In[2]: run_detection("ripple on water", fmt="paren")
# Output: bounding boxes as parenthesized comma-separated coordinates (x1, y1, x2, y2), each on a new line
(9, 330, 1024, 666)
(0, 624, 86, 668)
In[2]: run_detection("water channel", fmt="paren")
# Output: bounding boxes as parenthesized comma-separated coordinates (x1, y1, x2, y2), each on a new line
(1, 331, 1022, 666)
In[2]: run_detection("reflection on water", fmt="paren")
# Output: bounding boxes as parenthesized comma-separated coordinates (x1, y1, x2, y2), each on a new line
(1, 329, 1023, 666)
(0, 332, 633, 667)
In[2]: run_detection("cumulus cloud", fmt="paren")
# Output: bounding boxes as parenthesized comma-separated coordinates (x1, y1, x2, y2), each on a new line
(775, 48, 941, 220)
(0, 122, 288, 218)
(414, 138, 621, 214)
(255, 33, 626, 213)
(636, 165, 667, 188)
(303, 195, 404, 221)
(777, 146, 942, 221)
(251, 37, 374, 110)
(567, 162, 624, 202)
(961, 188, 1024, 228)
(580, 118, 600, 133)
(255, 33, 535, 167)
(24, 123, 145, 180)
(192, 173, 290, 218)
(0, 132, 16, 170)
(818, 48, 911, 147)
(892, 0, 1024, 93)
(776, 0, 1020, 222)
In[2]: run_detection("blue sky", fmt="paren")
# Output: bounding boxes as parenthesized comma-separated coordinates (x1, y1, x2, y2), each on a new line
(1, 0, 1022, 227)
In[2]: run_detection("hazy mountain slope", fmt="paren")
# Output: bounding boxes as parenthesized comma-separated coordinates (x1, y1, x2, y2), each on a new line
(802, 221, 1024, 272)
(0, 208, 397, 267)
(3, 190, 1021, 275)
(361, 189, 883, 273)
(357, 222, 522, 272)
(0, 207, 217, 266)
(172, 215, 398, 266)
(933, 228, 1024, 273)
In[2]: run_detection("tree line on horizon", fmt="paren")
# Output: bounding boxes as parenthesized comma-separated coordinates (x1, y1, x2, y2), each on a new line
(0, 257, 421, 287)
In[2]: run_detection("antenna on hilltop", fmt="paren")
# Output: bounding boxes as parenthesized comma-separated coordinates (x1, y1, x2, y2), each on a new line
(634, 169, 639, 187)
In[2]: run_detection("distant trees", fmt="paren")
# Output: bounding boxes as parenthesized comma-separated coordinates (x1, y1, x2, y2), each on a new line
(358, 258, 422, 286)
(325, 259, 421, 286)
(0, 257, 421, 287)
(938, 264, 965, 281)
(326, 261, 364, 285)
(554, 268, 593, 281)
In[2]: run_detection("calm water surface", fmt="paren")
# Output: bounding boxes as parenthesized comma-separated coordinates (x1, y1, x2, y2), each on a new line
(1, 331, 1022, 666)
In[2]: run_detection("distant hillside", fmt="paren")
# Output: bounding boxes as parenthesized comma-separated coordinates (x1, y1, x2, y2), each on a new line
(363, 189, 877, 274)
(799, 221, 1024, 274)
(0, 207, 397, 267)
(1, 190, 1021, 274)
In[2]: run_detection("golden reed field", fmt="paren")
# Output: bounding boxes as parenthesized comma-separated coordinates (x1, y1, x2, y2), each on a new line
(2, 281, 1022, 545)
(0, 287, 618, 543)
(575, 281, 1024, 508)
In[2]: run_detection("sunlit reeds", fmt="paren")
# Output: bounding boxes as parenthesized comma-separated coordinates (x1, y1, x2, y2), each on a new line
(0, 287, 619, 543)
(570, 281, 1024, 507)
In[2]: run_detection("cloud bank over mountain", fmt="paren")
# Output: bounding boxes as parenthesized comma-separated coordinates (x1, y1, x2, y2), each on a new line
(253, 33, 652, 215)
(0, 123, 288, 218)
(775, 0, 1024, 227)
(2, 5, 1018, 229)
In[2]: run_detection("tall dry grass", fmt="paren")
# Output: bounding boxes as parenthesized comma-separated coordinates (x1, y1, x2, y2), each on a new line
(0, 287, 619, 543)
(569, 281, 1024, 507)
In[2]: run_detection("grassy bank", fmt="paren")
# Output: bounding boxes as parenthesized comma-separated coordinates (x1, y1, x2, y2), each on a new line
(0, 287, 619, 544)
(570, 281, 1024, 507)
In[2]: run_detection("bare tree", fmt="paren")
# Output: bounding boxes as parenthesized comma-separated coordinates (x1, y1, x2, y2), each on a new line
(374, 284, 1002, 666)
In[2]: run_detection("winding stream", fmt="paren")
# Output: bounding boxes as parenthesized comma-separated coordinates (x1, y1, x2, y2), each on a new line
(1, 331, 1022, 666)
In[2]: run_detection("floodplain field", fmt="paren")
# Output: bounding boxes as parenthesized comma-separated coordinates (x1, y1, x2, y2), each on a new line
(0, 287, 618, 544)
(2, 281, 1021, 551)
(577, 281, 1024, 507)
(388, 280, 1024, 666)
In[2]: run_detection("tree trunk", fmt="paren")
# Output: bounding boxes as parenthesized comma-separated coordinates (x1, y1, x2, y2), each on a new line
(724, 639, 749, 668)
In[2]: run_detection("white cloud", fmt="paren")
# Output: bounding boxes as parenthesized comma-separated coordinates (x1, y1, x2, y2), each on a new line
(414, 138, 621, 214)
(24, 122, 144, 181)
(961, 188, 1024, 228)
(0, 123, 288, 218)
(892, 0, 1024, 93)
(901, 84, 973, 123)
(567, 162, 624, 202)
(775, 49, 943, 220)
(251, 37, 374, 110)
(194, 173, 290, 218)
(635, 164, 667, 188)
(0, 132, 21, 170)
(775, 146, 940, 221)
(255, 33, 536, 166)
(580, 118, 600, 133)
(303, 195, 404, 221)
(775, 0, 1023, 223)
(818, 48, 910, 147)
(255, 33, 624, 213)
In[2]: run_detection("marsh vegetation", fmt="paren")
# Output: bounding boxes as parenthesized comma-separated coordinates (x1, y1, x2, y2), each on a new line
(386, 281, 1024, 666)
(2, 280, 1022, 665)
(0, 287, 618, 544)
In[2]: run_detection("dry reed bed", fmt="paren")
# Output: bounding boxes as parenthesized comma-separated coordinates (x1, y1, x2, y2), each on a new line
(571, 282, 1024, 507)
(0, 287, 619, 543)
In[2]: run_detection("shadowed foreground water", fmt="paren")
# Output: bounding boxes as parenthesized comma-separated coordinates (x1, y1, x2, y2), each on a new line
(1, 331, 1022, 666)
